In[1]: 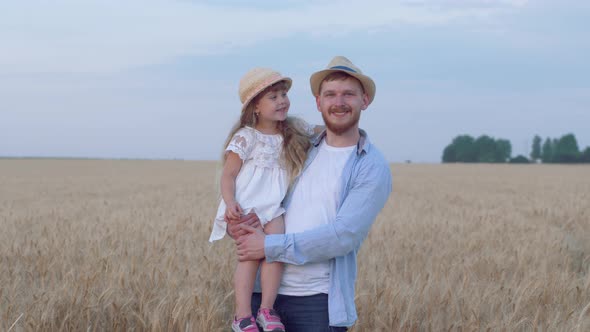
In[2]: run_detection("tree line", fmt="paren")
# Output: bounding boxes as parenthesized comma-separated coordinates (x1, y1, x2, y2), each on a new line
(442, 133, 590, 163)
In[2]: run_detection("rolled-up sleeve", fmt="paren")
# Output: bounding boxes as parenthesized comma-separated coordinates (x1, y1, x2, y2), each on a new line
(265, 156, 392, 265)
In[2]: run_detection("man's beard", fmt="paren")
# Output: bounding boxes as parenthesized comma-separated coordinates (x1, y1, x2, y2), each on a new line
(321, 105, 360, 135)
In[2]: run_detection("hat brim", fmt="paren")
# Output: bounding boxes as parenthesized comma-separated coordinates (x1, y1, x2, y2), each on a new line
(310, 69, 375, 105)
(241, 77, 292, 113)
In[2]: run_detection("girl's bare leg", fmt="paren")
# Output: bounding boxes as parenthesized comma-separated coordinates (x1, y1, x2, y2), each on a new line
(234, 259, 260, 319)
(259, 215, 285, 309)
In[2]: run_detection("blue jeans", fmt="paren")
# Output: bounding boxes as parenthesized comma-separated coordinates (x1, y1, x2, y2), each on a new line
(251, 292, 348, 332)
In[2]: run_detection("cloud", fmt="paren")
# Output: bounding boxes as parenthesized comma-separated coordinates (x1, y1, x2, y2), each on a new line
(0, 0, 528, 74)
(401, 0, 527, 9)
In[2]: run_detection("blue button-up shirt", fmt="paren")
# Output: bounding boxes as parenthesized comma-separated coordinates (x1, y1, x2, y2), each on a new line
(264, 129, 393, 327)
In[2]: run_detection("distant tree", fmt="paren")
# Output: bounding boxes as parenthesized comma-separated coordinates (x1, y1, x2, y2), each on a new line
(443, 135, 512, 163)
(454, 135, 477, 162)
(442, 135, 476, 163)
(495, 139, 512, 163)
(474, 135, 497, 162)
(554, 133, 580, 163)
(509, 155, 530, 163)
(541, 137, 553, 163)
(581, 147, 590, 163)
(531, 135, 542, 161)
(552, 138, 560, 155)
(442, 144, 457, 162)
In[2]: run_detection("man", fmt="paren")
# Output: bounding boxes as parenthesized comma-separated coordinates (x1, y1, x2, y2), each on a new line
(229, 56, 392, 331)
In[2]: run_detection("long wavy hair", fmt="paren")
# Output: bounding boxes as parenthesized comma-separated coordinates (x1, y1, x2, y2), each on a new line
(222, 81, 311, 183)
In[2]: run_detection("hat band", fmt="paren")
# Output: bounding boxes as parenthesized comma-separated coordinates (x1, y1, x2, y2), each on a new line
(330, 65, 357, 73)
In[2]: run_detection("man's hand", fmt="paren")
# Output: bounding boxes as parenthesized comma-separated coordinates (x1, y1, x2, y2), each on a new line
(226, 213, 260, 239)
(236, 224, 266, 261)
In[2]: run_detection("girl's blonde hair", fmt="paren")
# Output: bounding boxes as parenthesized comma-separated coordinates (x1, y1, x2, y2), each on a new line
(222, 81, 311, 183)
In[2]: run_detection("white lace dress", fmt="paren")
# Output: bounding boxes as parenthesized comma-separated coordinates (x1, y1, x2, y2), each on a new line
(209, 126, 291, 242)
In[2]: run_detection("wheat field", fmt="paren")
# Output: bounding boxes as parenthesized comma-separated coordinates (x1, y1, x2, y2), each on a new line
(0, 159, 589, 331)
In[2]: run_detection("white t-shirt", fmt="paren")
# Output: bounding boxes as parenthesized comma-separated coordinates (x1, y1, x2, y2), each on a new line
(279, 140, 356, 296)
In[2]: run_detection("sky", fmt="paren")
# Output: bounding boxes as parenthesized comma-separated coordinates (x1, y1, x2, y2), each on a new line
(1, 0, 589, 163)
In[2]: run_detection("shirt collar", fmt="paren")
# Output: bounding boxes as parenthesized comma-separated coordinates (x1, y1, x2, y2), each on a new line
(313, 129, 370, 155)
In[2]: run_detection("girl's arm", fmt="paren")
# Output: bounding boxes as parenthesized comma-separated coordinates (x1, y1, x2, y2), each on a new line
(312, 125, 325, 135)
(221, 151, 244, 220)
(287, 116, 324, 136)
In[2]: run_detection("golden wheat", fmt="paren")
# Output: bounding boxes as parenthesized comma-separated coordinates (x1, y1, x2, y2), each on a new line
(1, 160, 589, 331)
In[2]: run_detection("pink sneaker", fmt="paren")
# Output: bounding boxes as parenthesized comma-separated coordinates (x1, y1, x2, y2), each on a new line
(232, 315, 259, 332)
(256, 308, 285, 332)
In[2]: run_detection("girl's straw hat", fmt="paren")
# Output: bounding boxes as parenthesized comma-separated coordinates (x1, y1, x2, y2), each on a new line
(239, 68, 292, 113)
(310, 56, 376, 105)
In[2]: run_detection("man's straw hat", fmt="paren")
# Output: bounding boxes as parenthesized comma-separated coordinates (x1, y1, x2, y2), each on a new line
(239, 68, 292, 113)
(310, 56, 376, 105)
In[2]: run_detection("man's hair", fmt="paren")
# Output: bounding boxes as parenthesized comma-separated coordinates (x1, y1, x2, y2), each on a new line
(319, 72, 366, 95)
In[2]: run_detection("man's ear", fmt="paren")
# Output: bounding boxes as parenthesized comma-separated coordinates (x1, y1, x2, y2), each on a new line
(316, 95, 321, 112)
(361, 93, 369, 111)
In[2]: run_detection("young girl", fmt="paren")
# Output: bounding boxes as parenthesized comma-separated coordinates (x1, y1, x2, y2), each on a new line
(209, 68, 313, 332)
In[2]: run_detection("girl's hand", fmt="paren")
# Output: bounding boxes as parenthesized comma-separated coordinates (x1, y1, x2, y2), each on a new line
(226, 213, 260, 239)
(225, 201, 243, 220)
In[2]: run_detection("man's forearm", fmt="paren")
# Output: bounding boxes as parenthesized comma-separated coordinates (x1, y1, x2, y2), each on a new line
(265, 165, 392, 264)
